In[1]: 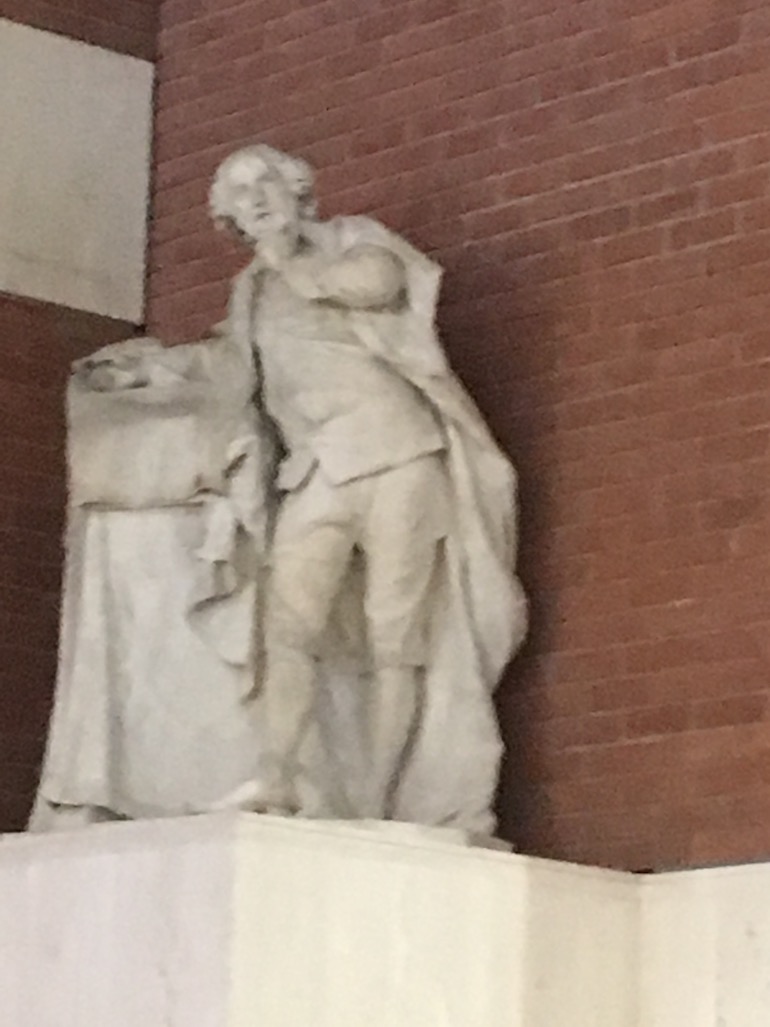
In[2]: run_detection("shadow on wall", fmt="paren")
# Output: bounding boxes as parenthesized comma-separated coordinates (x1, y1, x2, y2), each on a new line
(431, 243, 568, 851)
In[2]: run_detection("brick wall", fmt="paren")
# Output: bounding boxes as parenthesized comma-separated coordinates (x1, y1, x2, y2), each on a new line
(0, 0, 159, 60)
(0, 295, 134, 830)
(148, 0, 770, 870)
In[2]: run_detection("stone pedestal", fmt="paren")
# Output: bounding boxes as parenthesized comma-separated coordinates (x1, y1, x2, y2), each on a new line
(3, 813, 770, 1025)
(0, 814, 636, 1026)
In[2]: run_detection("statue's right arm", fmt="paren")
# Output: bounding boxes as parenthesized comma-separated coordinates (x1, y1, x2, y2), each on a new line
(282, 245, 407, 310)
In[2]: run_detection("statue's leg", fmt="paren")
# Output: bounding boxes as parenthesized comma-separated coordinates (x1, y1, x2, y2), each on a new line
(259, 478, 355, 813)
(361, 456, 449, 817)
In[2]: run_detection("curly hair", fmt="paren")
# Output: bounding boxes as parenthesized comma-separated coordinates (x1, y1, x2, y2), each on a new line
(209, 145, 317, 224)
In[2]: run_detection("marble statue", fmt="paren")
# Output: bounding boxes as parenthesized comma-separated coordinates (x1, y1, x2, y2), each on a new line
(30, 144, 527, 835)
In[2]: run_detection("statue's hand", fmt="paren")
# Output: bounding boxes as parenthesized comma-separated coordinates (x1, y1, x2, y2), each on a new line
(280, 254, 325, 300)
(76, 357, 149, 392)
(281, 244, 406, 310)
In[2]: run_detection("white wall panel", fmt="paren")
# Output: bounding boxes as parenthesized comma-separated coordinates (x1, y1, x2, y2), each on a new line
(0, 19, 153, 322)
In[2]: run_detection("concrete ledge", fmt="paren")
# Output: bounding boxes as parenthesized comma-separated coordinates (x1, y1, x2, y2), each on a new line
(1, 813, 768, 1025)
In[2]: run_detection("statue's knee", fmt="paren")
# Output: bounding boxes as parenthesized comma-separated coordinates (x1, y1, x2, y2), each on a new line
(264, 602, 327, 656)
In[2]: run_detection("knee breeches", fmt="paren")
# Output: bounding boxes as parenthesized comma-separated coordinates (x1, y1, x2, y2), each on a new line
(264, 455, 449, 667)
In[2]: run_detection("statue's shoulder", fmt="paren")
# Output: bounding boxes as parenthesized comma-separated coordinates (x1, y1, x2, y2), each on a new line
(329, 214, 401, 251)
(330, 213, 383, 234)
(328, 215, 440, 278)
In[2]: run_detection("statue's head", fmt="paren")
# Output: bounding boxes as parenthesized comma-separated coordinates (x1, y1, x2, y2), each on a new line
(210, 145, 316, 251)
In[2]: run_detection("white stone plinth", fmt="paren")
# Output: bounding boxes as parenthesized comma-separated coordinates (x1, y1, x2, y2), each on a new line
(0, 814, 637, 1027)
(4, 813, 770, 1025)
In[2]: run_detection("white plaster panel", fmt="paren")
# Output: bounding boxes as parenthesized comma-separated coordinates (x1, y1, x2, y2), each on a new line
(0, 19, 153, 322)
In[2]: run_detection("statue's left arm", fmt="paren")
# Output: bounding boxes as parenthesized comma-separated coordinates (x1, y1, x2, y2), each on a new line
(281, 218, 449, 377)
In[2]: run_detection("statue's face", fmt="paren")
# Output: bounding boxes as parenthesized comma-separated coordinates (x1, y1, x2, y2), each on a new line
(218, 155, 301, 249)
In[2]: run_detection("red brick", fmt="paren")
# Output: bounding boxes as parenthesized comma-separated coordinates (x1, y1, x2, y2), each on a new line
(703, 428, 770, 463)
(703, 167, 770, 208)
(669, 209, 736, 249)
(157, 11, 228, 56)
(629, 1, 710, 44)
(410, 0, 463, 23)
(263, 4, 343, 47)
(575, 736, 687, 784)
(706, 102, 770, 144)
(354, 9, 405, 43)
(0, 0, 159, 59)
(383, 8, 504, 61)
(543, 767, 677, 818)
(569, 205, 633, 241)
(691, 815, 770, 867)
(158, 0, 203, 30)
(674, 18, 741, 60)
(705, 230, 770, 273)
(691, 694, 768, 730)
(636, 188, 698, 227)
(699, 38, 770, 88)
(743, 130, 770, 168)
(600, 226, 665, 266)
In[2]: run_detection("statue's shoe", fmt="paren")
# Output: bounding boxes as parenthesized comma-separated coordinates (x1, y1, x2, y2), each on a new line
(205, 778, 300, 816)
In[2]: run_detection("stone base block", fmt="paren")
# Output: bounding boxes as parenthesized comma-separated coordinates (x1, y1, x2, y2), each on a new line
(2, 813, 770, 1025)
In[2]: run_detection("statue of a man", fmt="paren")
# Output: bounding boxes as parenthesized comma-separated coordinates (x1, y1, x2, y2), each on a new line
(31, 145, 526, 836)
(210, 146, 527, 825)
